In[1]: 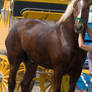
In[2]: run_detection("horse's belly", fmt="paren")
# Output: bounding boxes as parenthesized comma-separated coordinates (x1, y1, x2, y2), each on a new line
(33, 59, 53, 69)
(28, 52, 53, 69)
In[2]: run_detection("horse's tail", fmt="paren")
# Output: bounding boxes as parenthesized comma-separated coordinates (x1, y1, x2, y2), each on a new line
(5, 26, 17, 53)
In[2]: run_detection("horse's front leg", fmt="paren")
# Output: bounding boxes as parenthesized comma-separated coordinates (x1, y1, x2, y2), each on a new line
(69, 69, 81, 92)
(53, 66, 63, 92)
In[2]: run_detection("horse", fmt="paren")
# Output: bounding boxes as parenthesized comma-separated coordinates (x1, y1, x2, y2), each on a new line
(5, 0, 89, 92)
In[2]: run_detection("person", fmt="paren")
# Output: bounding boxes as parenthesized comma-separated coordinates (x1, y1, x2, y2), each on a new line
(78, 24, 92, 92)
(78, 24, 92, 76)
(78, 24, 92, 51)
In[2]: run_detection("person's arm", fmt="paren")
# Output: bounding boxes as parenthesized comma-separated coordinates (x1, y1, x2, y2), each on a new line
(78, 33, 92, 51)
(86, 24, 92, 40)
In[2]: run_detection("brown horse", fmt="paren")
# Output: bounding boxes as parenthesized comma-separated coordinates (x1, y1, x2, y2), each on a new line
(5, 0, 89, 92)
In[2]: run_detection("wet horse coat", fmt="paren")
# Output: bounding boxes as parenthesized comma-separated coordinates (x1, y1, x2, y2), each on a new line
(5, 0, 89, 92)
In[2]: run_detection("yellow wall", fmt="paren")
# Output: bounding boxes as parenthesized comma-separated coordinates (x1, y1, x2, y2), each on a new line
(0, 0, 10, 50)
(15, 0, 69, 4)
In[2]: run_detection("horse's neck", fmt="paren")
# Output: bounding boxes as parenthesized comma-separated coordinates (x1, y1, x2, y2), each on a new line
(60, 14, 75, 33)
(59, 14, 86, 46)
(66, 14, 74, 26)
(58, 14, 79, 47)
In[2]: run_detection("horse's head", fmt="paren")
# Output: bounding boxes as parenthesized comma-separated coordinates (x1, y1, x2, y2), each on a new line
(73, 0, 89, 33)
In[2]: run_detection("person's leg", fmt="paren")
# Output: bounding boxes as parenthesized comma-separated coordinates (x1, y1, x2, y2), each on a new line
(88, 59, 92, 75)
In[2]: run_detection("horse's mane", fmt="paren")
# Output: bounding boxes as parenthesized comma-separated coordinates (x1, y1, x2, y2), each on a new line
(57, 0, 76, 24)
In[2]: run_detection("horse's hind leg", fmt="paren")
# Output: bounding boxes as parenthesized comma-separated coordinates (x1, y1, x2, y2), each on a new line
(21, 61, 37, 92)
(8, 57, 21, 92)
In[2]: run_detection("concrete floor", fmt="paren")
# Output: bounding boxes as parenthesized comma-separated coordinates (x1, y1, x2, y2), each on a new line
(31, 83, 86, 92)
